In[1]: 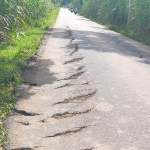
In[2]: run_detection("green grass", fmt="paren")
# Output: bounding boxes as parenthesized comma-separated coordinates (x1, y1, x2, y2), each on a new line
(0, 8, 59, 146)
(100, 23, 150, 46)
(78, 0, 150, 47)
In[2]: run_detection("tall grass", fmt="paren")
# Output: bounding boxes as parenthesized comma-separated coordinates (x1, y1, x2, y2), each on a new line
(70, 0, 150, 42)
(0, 0, 52, 41)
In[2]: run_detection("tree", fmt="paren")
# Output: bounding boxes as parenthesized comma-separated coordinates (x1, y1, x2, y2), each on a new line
(128, 0, 134, 25)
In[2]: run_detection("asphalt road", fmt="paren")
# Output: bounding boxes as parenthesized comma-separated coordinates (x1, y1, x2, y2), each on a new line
(5, 8, 150, 150)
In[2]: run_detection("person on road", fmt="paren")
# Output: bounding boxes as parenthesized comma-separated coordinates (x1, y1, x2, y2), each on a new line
(74, 8, 78, 15)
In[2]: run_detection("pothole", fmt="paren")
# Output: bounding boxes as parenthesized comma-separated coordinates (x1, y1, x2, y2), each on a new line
(70, 44, 78, 55)
(14, 109, 39, 116)
(17, 122, 29, 125)
(70, 48, 78, 55)
(33, 146, 45, 149)
(55, 83, 73, 89)
(83, 81, 90, 85)
(45, 126, 88, 138)
(24, 81, 37, 86)
(28, 55, 38, 62)
(140, 55, 144, 58)
(68, 71, 84, 79)
(11, 148, 33, 150)
(66, 26, 72, 36)
(77, 66, 84, 71)
(51, 109, 91, 119)
(53, 90, 96, 105)
(63, 57, 83, 65)
(58, 71, 85, 81)
(64, 90, 96, 102)
(70, 37, 74, 43)
(54, 80, 90, 89)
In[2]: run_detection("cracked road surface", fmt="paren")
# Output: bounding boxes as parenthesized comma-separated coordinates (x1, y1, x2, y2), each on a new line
(5, 8, 150, 150)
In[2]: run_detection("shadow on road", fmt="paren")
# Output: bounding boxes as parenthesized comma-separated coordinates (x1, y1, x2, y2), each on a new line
(49, 28, 150, 66)
(14, 59, 58, 102)
(22, 59, 58, 86)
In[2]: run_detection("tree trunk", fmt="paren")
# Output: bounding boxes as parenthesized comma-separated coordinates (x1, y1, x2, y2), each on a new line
(128, 0, 134, 25)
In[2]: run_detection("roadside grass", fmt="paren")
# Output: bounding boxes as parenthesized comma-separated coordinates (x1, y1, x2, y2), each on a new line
(81, 14, 150, 46)
(0, 8, 59, 146)
(100, 23, 150, 46)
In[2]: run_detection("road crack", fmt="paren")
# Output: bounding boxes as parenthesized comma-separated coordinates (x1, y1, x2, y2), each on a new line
(45, 126, 88, 138)
(77, 66, 84, 71)
(58, 71, 85, 81)
(11, 148, 33, 150)
(55, 83, 73, 89)
(64, 90, 96, 101)
(70, 44, 78, 55)
(14, 109, 39, 116)
(70, 37, 74, 43)
(17, 122, 29, 125)
(53, 90, 96, 105)
(63, 57, 83, 65)
(51, 109, 91, 119)
(54, 80, 91, 89)
(23, 81, 37, 86)
(68, 71, 85, 79)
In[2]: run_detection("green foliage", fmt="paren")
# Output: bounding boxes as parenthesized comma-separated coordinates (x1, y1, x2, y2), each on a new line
(0, 8, 59, 146)
(80, 0, 128, 24)
(66, 0, 83, 9)
(0, 121, 6, 146)
(71, 0, 150, 39)
(0, 0, 53, 41)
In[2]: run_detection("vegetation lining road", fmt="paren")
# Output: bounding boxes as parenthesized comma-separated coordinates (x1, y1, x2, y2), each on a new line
(66, 0, 150, 46)
(0, 2, 59, 146)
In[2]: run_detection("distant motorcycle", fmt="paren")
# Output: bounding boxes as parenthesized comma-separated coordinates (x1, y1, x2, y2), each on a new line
(69, 8, 74, 13)
(71, 8, 74, 12)
(74, 8, 78, 15)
